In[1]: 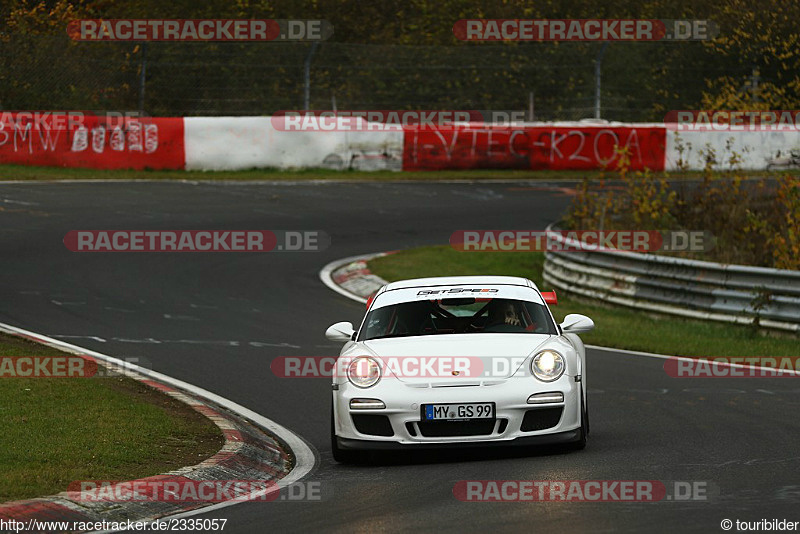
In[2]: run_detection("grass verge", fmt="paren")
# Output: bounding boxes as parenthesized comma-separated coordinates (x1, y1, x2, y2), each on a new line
(0, 332, 224, 502)
(0, 164, 767, 182)
(367, 246, 798, 358)
(0, 164, 607, 182)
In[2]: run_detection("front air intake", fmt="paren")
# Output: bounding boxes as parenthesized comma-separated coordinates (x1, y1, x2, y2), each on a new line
(351, 414, 394, 437)
(520, 407, 563, 431)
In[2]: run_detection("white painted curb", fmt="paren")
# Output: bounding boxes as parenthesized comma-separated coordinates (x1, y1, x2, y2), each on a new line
(319, 252, 391, 304)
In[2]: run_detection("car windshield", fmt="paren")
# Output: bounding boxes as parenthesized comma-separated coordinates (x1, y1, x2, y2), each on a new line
(359, 297, 557, 340)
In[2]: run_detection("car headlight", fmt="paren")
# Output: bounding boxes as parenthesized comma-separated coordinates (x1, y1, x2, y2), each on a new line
(347, 356, 381, 388)
(531, 350, 565, 382)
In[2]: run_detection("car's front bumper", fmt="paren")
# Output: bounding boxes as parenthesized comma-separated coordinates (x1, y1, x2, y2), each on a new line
(337, 429, 580, 450)
(333, 374, 582, 450)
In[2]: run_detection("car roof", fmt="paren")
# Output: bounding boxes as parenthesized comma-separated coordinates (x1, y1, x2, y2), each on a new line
(382, 275, 537, 291)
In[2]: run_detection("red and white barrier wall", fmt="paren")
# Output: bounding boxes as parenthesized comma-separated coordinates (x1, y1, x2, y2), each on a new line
(403, 123, 666, 171)
(0, 115, 184, 170)
(665, 129, 800, 170)
(2, 114, 797, 172)
(183, 117, 403, 170)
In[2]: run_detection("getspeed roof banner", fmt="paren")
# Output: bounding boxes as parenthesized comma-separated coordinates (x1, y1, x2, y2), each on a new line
(370, 285, 545, 309)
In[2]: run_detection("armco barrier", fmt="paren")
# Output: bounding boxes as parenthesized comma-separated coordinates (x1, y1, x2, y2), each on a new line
(542, 226, 800, 332)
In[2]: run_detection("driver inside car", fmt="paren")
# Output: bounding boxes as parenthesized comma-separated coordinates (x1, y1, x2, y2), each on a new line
(485, 300, 522, 327)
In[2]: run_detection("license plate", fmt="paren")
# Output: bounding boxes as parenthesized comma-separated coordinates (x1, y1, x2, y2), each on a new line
(422, 402, 495, 421)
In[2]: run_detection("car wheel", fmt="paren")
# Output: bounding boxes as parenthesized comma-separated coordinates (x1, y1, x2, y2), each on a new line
(331, 403, 359, 463)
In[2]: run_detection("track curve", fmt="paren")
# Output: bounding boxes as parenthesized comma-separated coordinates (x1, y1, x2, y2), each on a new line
(1, 180, 798, 533)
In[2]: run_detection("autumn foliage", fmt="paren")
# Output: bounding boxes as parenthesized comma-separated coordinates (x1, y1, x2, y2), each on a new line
(2, 0, 800, 116)
(566, 154, 800, 269)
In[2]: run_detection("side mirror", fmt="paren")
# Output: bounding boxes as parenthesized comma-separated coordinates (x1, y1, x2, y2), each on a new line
(326, 321, 355, 342)
(560, 314, 594, 334)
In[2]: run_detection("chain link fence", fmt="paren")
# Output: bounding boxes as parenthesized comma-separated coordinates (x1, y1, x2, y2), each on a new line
(1, 34, 751, 120)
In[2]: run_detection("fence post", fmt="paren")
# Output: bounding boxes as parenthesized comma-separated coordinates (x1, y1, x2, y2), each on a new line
(528, 91, 535, 121)
(594, 41, 609, 119)
(303, 42, 320, 110)
(138, 41, 147, 116)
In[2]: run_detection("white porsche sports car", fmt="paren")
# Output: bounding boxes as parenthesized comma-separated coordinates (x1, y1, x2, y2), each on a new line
(326, 275, 595, 463)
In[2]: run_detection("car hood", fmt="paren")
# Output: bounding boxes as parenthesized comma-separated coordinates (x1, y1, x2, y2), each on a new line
(359, 333, 552, 384)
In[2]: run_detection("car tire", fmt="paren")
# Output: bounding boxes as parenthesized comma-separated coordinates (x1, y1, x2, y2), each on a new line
(585, 397, 590, 436)
(331, 403, 359, 463)
(570, 387, 588, 450)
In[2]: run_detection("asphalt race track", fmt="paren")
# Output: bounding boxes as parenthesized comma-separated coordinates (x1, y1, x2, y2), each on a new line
(2, 180, 799, 533)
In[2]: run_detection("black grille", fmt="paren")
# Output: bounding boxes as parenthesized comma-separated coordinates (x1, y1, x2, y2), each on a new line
(352, 414, 394, 437)
(417, 419, 500, 437)
(521, 407, 563, 431)
(405, 422, 417, 436)
(497, 419, 509, 434)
